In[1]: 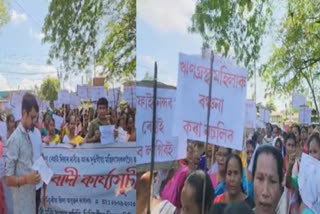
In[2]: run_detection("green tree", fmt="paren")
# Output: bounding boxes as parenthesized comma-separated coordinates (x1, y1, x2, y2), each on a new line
(261, 0, 320, 117)
(39, 77, 61, 106)
(42, 0, 135, 81)
(190, 0, 273, 78)
(266, 98, 276, 112)
(143, 72, 153, 81)
(0, 0, 9, 31)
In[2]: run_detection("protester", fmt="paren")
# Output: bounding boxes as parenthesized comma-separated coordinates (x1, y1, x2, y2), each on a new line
(2, 114, 15, 145)
(300, 126, 308, 153)
(5, 93, 41, 214)
(209, 146, 232, 197)
(252, 145, 283, 214)
(85, 98, 112, 143)
(62, 115, 84, 145)
(28, 114, 44, 214)
(180, 170, 214, 214)
(43, 117, 60, 144)
(213, 154, 254, 208)
(273, 137, 283, 153)
(137, 171, 176, 214)
(40, 112, 51, 137)
(262, 123, 273, 145)
(127, 115, 136, 142)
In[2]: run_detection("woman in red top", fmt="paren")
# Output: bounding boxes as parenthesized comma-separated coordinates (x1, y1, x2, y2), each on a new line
(213, 154, 254, 209)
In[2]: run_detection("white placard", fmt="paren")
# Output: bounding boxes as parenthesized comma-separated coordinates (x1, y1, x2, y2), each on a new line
(298, 153, 320, 213)
(54, 100, 62, 109)
(12, 105, 22, 121)
(245, 100, 256, 128)
(58, 90, 70, 104)
(292, 93, 306, 110)
(124, 86, 136, 107)
(32, 156, 54, 185)
(52, 114, 63, 131)
(10, 92, 21, 107)
(174, 53, 247, 152)
(116, 127, 128, 143)
(99, 125, 115, 144)
(0, 122, 6, 140)
(136, 86, 178, 164)
(260, 107, 270, 123)
(90, 86, 107, 102)
(77, 85, 88, 100)
(108, 88, 121, 108)
(70, 93, 81, 109)
(299, 106, 312, 125)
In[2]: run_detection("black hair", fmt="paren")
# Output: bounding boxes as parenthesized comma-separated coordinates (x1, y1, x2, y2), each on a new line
(209, 203, 227, 214)
(266, 122, 273, 132)
(97, 97, 108, 109)
(6, 114, 14, 124)
(307, 133, 320, 151)
(22, 93, 39, 114)
(291, 124, 301, 135)
(246, 139, 256, 150)
(42, 112, 49, 123)
(252, 145, 283, 188)
(275, 137, 283, 149)
(225, 154, 244, 193)
(223, 202, 254, 214)
(216, 146, 232, 155)
(285, 132, 297, 145)
(185, 170, 214, 213)
(301, 126, 308, 133)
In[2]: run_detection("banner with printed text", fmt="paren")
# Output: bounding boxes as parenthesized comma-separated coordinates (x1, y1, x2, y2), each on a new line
(34, 144, 137, 214)
(174, 53, 247, 151)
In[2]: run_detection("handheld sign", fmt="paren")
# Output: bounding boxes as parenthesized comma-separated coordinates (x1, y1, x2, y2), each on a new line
(52, 114, 63, 131)
(99, 125, 115, 144)
(58, 90, 70, 104)
(292, 93, 306, 110)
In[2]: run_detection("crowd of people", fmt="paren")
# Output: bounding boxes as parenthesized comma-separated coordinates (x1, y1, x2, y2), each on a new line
(137, 122, 320, 214)
(0, 93, 136, 213)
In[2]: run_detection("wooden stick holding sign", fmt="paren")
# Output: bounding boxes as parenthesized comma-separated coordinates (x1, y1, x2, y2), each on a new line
(147, 62, 158, 214)
(202, 50, 214, 214)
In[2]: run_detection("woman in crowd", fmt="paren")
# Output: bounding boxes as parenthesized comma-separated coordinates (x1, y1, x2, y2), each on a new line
(127, 115, 136, 142)
(137, 171, 176, 214)
(286, 133, 320, 214)
(291, 124, 301, 156)
(283, 132, 297, 174)
(40, 112, 51, 137)
(79, 112, 89, 138)
(180, 170, 214, 214)
(262, 123, 273, 145)
(42, 117, 60, 144)
(300, 126, 308, 154)
(214, 154, 254, 209)
(209, 146, 232, 197)
(3, 114, 15, 144)
(252, 145, 283, 214)
(62, 115, 84, 146)
(273, 137, 283, 153)
(161, 143, 203, 210)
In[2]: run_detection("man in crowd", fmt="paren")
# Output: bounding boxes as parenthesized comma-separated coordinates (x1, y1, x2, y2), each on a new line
(5, 93, 41, 214)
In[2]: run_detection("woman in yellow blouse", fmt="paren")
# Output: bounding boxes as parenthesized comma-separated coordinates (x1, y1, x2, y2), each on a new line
(42, 117, 60, 144)
(62, 115, 84, 146)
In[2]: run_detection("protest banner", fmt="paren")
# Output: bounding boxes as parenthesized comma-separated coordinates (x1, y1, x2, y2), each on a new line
(10, 92, 21, 107)
(108, 88, 121, 108)
(299, 106, 312, 125)
(77, 85, 89, 100)
(3, 143, 136, 214)
(12, 105, 22, 121)
(298, 153, 320, 213)
(174, 53, 247, 153)
(245, 100, 256, 128)
(292, 93, 306, 110)
(99, 125, 115, 144)
(54, 100, 62, 109)
(124, 86, 136, 107)
(58, 90, 71, 104)
(260, 107, 270, 123)
(136, 86, 177, 164)
(52, 114, 63, 131)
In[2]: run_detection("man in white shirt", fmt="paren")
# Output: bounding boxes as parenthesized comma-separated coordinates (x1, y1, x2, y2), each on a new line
(29, 115, 43, 214)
